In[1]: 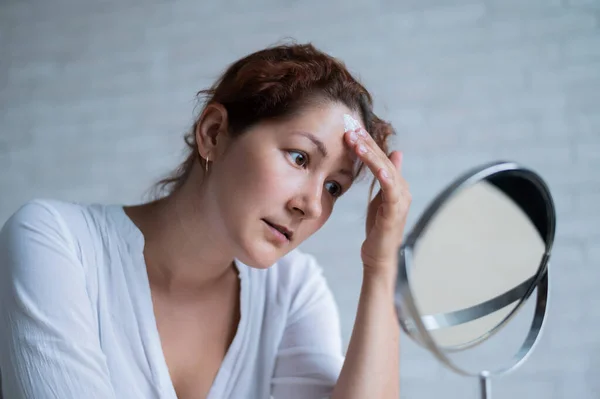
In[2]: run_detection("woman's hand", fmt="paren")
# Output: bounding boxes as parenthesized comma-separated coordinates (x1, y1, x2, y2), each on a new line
(333, 116, 405, 399)
(344, 117, 411, 278)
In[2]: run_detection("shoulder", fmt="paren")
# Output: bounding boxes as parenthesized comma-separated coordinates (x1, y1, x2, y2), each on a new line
(2, 198, 97, 228)
(1, 199, 75, 241)
(0, 198, 115, 266)
(2, 198, 100, 240)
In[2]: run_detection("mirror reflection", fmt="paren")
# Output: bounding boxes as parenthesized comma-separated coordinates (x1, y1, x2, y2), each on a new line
(409, 180, 546, 349)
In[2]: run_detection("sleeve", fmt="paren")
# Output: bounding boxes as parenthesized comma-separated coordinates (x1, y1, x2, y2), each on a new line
(0, 200, 117, 399)
(271, 254, 345, 399)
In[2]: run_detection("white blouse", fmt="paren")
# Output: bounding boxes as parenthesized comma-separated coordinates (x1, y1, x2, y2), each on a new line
(0, 199, 344, 399)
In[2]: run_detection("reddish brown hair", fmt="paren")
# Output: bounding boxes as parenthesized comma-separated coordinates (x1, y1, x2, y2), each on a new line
(154, 42, 395, 197)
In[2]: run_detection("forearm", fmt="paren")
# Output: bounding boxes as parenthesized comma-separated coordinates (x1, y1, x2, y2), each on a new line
(331, 269, 400, 399)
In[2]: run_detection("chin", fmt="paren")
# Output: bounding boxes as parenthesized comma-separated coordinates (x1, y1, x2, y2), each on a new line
(237, 254, 278, 269)
(237, 241, 292, 269)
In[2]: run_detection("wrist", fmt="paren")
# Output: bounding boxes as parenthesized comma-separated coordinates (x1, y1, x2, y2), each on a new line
(362, 265, 397, 291)
(361, 267, 400, 326)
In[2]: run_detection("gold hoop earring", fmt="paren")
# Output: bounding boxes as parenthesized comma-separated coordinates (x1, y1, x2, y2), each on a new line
(205, 155, 210, 174)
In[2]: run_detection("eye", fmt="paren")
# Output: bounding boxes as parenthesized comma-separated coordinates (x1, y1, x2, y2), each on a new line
(325, 181, 343, 198)
(287, 150, 309, 168)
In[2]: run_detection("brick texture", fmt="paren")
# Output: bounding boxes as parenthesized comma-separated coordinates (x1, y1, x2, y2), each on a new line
(1, 0, 599, 397)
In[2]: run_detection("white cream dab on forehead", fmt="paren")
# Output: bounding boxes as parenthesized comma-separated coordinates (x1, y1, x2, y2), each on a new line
(343, 114, 361, 131)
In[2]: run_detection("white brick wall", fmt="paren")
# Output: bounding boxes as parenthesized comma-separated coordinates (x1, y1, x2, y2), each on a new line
(1, 0, 599, 397)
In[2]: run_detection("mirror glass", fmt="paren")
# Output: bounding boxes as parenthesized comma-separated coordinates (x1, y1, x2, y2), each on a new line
(408, 180, 546, 350)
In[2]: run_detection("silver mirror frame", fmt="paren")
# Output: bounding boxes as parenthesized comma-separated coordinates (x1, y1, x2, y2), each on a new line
(394, 161, 556, 395)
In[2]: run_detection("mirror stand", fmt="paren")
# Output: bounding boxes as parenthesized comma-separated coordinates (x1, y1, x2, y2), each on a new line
(479, 371, 491, 399)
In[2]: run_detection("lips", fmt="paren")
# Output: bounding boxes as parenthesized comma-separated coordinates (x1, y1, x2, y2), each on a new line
(263, 219, 293, 241)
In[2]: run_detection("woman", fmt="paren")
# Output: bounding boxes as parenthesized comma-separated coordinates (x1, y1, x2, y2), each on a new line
(0, 43, 410, 399)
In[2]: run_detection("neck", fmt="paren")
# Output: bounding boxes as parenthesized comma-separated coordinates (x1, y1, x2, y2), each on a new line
(124, 172, 237, 294)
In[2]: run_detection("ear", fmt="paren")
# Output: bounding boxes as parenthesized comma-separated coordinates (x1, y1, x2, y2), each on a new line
(195, 103, 230, 160)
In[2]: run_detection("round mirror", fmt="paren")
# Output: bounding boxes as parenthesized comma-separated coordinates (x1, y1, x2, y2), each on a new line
(395, 161, 556, 398)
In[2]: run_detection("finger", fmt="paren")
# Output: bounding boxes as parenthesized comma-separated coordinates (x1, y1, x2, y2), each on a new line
(345, 131, 401, 204)
(386, 151, 409, 196)
(390, 151, 403, 174)
(350, 128, 395, 170)
(344, 128, 395, 178)
(389, 151, 411, 202)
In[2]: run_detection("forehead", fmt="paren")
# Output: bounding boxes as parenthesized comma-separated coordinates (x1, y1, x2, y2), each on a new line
(293, 102, 364, 136)
(280, 102, 363, 149)
(287, 102, 362, 160)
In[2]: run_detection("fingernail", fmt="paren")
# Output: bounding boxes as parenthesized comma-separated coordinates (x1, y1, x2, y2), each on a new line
(348, 130, 358, 143)
(357, 128, 366, 137)
(381, 169, 390, 180)
(358, 144, 367, 154)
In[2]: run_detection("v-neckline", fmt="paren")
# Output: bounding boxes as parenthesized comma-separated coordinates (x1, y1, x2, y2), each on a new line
(114, 205, 250, 399)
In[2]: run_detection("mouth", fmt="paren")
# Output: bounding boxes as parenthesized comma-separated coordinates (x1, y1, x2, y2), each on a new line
(262, 219, 293, 241)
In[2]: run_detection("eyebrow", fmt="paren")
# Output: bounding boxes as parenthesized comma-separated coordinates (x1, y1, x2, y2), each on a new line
(292, 131, 355, 180)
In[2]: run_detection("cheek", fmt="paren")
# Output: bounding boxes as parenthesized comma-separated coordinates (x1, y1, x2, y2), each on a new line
(218, 148, 290, 206)
(251, 151, 302, 197)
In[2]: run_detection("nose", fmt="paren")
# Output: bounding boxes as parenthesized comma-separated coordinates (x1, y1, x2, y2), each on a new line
(288, 181, 323, 220)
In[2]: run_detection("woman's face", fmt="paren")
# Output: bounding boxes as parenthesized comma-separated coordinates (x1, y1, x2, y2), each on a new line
(210, 102, 363, 269)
